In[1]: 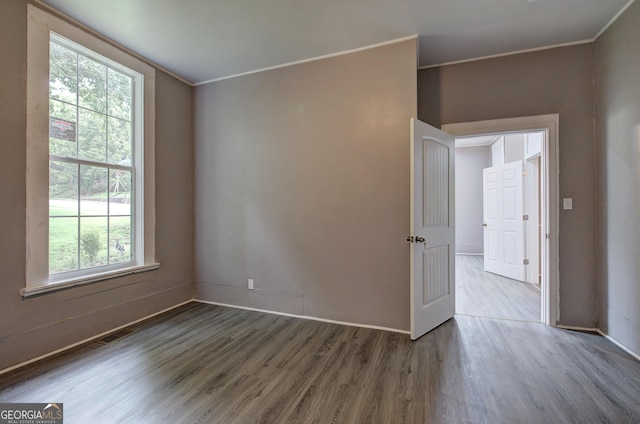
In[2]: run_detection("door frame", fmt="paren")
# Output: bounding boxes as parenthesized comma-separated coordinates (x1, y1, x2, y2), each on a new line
(443, 114, 559, 326)
(524, 154, 542, 286)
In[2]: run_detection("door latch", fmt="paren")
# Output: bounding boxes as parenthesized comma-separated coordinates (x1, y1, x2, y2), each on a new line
(406, 236, 426, 247)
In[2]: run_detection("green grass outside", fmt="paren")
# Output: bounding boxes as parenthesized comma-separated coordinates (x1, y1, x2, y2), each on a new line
(49, 202, 132, 273)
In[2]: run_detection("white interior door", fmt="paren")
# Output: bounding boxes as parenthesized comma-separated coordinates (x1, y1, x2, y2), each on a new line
(410, 118, 455, 340)
(483, 160, 525, 281)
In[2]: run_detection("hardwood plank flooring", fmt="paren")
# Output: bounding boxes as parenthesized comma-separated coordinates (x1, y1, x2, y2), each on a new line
(1, 302, 639, 423)
(456, 254, 541, 322)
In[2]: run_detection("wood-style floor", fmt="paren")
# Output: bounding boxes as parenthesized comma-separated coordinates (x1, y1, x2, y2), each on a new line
(456, 254, 541, 322)
(1, 302, 639, 423)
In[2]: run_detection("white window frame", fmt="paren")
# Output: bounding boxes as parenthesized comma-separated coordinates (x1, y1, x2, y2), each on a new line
(24, 5, 158, 297)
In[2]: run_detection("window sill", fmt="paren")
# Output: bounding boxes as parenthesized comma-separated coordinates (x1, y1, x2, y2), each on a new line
(21, 263, 161, 299)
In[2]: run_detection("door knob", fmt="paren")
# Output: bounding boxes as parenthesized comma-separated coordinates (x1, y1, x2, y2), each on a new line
(407, 236, 426, 245)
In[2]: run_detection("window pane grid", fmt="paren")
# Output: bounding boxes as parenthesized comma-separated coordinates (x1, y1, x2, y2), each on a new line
(49, 36, 135, 276)
(50, 155, 134, 172)
(51, 98, 131, 124)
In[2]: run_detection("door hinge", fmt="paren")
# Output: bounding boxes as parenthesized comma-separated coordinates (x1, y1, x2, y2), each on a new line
(523, 215, 529, 221)
(524, 259, 530, 265)
(522, 170, 528, 176)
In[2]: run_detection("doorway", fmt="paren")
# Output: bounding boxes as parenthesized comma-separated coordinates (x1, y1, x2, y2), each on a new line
(443, 115, 559, 326)
(454, 131, 543, 322)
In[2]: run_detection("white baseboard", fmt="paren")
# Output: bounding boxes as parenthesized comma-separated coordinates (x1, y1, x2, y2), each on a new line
(597, 329, 640, 361)
(194, 299, 410, 335)
(455, 253, 484, 256)
(555, 324, 640, 361)
(4, 298, 635, 378)
(0, 299, 193, 376)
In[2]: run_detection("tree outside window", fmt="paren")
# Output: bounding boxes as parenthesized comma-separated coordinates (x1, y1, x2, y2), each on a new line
(48, 35, 136, 275)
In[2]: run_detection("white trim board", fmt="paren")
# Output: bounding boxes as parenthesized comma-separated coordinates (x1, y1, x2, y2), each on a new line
(557, 325, 640, 362)
(4, 298, 635, 379)
(29, 0, 192, 86)
(21, 263, 161, 298)
(194, 35, 418, 86)
(420, 0, 638, 70)
(194, 299, 411, 335)
(595, 0, 638, 40)
(419, 39, 593, 70)
(443, 114, 560, 328)
(597, 329, 640, 362)
(0, 300, 193, 376)
(31, 0, 638, 86)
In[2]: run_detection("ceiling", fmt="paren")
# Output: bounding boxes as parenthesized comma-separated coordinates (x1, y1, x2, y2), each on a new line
(40, 0, 632, 85)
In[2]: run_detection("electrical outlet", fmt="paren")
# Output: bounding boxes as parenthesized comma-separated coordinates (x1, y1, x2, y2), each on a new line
(248, 279, 254, 290)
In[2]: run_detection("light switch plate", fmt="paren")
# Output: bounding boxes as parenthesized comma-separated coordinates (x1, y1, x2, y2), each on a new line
(563, 198, 573, 210)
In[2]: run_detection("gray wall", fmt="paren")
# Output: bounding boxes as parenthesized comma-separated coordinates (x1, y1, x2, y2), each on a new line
(419, 44, 596, 327)
(194, 40, 417, 331)
(0, 0, 194, 371)
(455, 146, 491, 254)
(504, 134, 525, 164)
(595, 0, 640, 355)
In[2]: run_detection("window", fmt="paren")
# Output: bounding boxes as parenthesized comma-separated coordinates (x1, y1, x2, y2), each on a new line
(25, 5, 157, 296)
(48, 34, 140, 278)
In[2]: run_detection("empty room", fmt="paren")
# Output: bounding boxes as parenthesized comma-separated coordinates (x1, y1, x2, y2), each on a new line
(1, 0, 640, 423)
